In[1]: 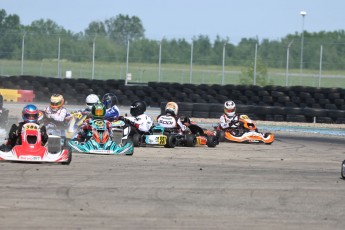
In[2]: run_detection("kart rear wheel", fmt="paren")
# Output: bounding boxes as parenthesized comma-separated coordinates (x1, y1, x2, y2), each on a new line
(164, 134, 176, 148)
(61, 148, 72, 165)
(48, 136, 62, 154)
(216, 130, 225, 142)
(264, 132, 274, 145)
(131, 133, 141, 147)
(206, 135, 218, 148)
(185, 134, 197, 147)
(341, 160, 345, 179)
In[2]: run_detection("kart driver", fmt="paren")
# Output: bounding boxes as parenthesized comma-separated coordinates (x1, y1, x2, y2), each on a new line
(102, 93, 120, 121)
(0, 104, 48, 151)
(124, 100, 153, 135)
(219, 100, 240, 130)
(44, 94, 69, 123)
(77, 102, 112, 142)
(78, 94, 100, 117)
(156, 102, 188, 134)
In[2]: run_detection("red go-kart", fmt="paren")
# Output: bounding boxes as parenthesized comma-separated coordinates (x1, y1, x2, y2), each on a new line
(0, 123, 72, 164)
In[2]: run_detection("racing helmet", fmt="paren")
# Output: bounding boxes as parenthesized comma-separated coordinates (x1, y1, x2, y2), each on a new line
(91, 102, 106, 119)
(130, 100, 146, 116)
(50, 94, 64, 112)
(102, 93, 118, 110)
(165, 102, 178, 116)
(86, 94, 100, 110)
(224, 100, 236, 117)
(22, 104, 39, 123)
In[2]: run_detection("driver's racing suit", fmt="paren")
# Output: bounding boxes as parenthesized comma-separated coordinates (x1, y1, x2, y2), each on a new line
(156, 113, 187, 134)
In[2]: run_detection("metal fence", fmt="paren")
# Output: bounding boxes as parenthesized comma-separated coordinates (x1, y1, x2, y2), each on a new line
(1, 39, 345, 88)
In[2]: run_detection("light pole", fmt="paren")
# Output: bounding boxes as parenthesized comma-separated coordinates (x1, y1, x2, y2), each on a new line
(221, 43, 226, 85)
(125, 39, 130, 85)
(92, 36, 96, 80)
(189, 40, 193, 84)
(158, 41, 162, 82)
(300, 11, 307, 73)
(57, 37, 61, 78)
(285, 40, 294, 86)
(21, 32, 26, 75)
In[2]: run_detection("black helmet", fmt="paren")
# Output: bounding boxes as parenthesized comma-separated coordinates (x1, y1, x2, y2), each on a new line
(91, 102, 106, 119)
(102, 93, 118, 109)
(130, 100, 146, 116)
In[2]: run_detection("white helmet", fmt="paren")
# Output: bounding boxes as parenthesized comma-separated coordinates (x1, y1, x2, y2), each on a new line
(165, 102, 178, 116)
(224, 100, 236, 117)
(86, 94, 100, 110)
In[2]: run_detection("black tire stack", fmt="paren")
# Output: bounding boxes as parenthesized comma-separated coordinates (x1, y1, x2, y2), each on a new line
(1, 75, 345, 123)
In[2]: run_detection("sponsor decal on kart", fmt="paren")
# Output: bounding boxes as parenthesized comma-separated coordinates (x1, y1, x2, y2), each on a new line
(19, 155, 42, 161)
(146, 135, 166, 145)
(196, 136, 207, 145)
(90, 150, 112, 154)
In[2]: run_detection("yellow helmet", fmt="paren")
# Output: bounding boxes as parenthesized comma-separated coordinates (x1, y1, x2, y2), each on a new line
(165, 102, 178, 116)
(50, 94, 64, 111)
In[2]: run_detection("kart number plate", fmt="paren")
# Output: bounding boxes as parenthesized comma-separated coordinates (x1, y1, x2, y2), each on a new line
(158, 136, 166, 145)
(24, 125, 38, 130)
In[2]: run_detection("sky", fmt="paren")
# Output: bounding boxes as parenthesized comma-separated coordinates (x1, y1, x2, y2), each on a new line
(1, 0, 345, 44)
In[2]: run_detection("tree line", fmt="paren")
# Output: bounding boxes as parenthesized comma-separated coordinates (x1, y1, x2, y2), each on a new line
(1, 9, 345, 70)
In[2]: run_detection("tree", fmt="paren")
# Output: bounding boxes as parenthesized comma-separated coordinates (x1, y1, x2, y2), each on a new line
(0, 9, 21, 59)
(105, 14, 145, 45)
(85, 21, 107, 38)
(192, 35, 212, 65)
(212, 36, 234, 65)
(240, 58, 273, 86)
(28, 19, 65, 35)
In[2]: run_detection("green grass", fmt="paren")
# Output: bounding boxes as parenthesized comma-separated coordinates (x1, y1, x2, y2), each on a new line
(1, 59, 345, 88)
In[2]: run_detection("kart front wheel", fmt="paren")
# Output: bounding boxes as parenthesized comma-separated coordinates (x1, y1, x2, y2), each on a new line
(216, 130, 225, 142)
(185, 134, 197, 147)
(341, 160, 345, 179)
(164, 134, 176, 148)
(206, 135, 218, 148)
(131, 133, 141, 147)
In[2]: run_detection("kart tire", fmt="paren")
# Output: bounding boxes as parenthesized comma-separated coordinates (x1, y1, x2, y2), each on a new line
(48, 136, 62, 154)
(185, 134, 197, 147)
(206, 135, 218, 148)
(61, 147, 72, 165)
(164, 134, 176, 148)
(131, 133, 141, 147)
(216, 130, 225, 142)
(341, 160, 345, 179)
(264, 133, 273, 145)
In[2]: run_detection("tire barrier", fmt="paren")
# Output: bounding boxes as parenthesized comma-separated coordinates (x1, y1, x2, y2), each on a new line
(1, 75, 344, 123)
(160, 102, 345, 124)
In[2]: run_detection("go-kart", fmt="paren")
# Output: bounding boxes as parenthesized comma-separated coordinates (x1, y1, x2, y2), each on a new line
(65, 112, 88, 140)
(38, 110, 71, 144)
(68, 119, 134, 155)
(215, 114, 274, 144)
(0, 123, 72, 164)
(130, 125, 177, 148)
(187, 123, 218, 147)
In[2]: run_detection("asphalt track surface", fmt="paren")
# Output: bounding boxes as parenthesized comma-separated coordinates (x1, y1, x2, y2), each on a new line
(1, 103, 345, 229)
